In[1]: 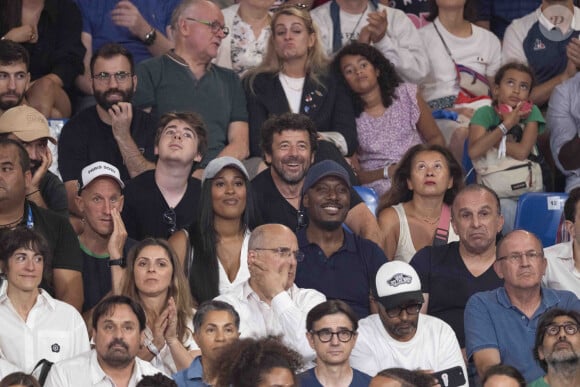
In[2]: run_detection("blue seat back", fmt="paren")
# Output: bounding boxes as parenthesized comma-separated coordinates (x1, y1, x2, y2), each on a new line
(353, 186, 379, 217)
(513, 192, 568, 248)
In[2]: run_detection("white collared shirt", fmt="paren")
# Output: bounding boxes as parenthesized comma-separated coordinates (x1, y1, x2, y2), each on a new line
(44, 349, 163, 387)
(543, 241, 580, 298)
(0, 289, 90, 373)
(215, 280, 326, 362)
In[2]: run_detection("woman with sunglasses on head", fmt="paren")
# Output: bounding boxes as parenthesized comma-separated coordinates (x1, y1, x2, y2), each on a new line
(333, 42, 445, 197)
(244, 4, 358, 178)
(216, 0, 276, 76)
(120, 238, 197, 375)
(169, 157, 260, 305)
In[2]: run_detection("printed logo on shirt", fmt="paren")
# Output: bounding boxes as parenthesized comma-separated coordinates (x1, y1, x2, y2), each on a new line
(388, 273, 412, 287)
(533, 38, 546, 51)
(51, 343, 60, 353)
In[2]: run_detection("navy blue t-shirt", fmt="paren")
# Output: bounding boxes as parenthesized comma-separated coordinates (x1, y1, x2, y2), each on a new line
(298, 368, 371, 387)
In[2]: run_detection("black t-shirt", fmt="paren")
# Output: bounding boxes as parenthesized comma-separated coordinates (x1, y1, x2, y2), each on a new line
(0, 201, 83, 296)
(58, 105, 156, 182)
(122, 170, 202, 240)
(251, 168, 363, 231)
(39, 170, 68, 217)
(81, 238, 137, 313)
(410, 242, 504, 347)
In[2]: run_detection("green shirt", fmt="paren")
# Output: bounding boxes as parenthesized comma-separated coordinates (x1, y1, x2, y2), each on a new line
(470, 104, 546, 134)
(528, 376, 549, 387)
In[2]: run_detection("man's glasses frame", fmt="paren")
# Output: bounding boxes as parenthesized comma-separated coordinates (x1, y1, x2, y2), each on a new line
(309, 329, 355, 343)
(544, 323, 579, 336)
(92, 71, 133, 83)
(184, 17, 229, 36)
(163, 207, 177, 235)
(384, 303, 422, 318)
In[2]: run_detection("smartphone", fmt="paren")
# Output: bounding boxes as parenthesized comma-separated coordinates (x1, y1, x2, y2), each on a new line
(431, 366, 466, 387)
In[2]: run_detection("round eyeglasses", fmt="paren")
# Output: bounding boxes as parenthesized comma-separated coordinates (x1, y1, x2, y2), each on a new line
(545, 323, 579, 336)
(310, 329, 355, 343)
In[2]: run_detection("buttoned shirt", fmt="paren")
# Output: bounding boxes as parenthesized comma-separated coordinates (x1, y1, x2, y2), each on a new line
(173, 356, 210, 387)
(543, 241, 580, 297)
(44, 349, 163, 387)
(214, 281, 326, 362)
(0, 289, 90, 372)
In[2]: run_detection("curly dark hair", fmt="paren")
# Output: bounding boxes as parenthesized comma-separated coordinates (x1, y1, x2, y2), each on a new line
(332, 42, 402, 117)
(481, 365, 525, 387)
(136, 373, 177, 387)
(214, 336, 303, 387)
(378, 144, 464, 211)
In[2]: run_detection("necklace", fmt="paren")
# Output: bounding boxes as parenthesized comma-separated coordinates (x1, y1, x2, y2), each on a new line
(0, 216, 24, 230)
(348, 5, 368, 42)
(420, 215, 440, 225)
(279, 73, 305, 92)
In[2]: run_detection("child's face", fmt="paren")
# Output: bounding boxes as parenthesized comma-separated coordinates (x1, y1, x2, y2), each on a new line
(494, 69, 532, 107)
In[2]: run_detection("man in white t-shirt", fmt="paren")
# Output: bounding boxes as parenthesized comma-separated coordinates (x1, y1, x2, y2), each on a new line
(310, 0, 428, 84)
(543, 187, 580, 297)
(350, 261, 467, 384)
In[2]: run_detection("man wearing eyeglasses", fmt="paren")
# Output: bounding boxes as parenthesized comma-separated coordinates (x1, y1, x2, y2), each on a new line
(134, 0, 249, 177)
(530, 308, 580, 387)
(214, 223, 326, 363)
(465, 230, 580, 383)
(350, 261, 467, 382)
(59, 43, 157, 226)
(296, 160, 386, 320)
(299, 300, 371, 386)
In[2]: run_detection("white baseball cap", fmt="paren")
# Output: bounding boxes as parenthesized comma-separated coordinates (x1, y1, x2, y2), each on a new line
(373, 261, 424, 310)
(78, 161, 124, 193)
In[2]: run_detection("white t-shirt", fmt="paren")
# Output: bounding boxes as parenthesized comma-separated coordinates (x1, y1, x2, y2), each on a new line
(311, 2, 429, 83)
(543, 241, 580, 298)
(0, 290, 90, 373)
(350, 313, 467, 383)
(419, 18, 501, 103)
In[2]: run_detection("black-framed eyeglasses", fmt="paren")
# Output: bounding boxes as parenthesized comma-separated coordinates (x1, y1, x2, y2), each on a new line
(163, 207, 176, 235)
(385, 303, 422, 318)
(310, 329, 355, 343)
(92, 71, 133, 83)
(545, 323, 579, 336)
(185, 17, 229, 36)
(497, 250, 543, 264)
(253, 247, 304, 262)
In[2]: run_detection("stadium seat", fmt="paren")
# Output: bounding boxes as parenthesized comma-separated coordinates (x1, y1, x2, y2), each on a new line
(513, 192, 568, 248)
(353, 186, 379, 217)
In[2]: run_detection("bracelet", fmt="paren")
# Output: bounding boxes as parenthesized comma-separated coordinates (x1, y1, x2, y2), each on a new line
(143, 28, 157, 46)
(383, 165, 390, 180)
(497, 123, 508, 135)
(146, 340, 160, 356)
(26, 190, 40, 197)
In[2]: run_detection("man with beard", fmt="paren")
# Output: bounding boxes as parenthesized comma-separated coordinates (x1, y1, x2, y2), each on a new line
(350, 261, 467, 382)
(58, 43, 156, 219)
(410, 185, 504, 352)
(530, 309, 580, 387)
(214, 223, 326, 363)
(0, 105, 67, 216)
(465, 230, 580, 383)
(76, 161, 135, 317)
(0, 40, 29, 116)
(296, 160, 385, 319)
(251, 113, 382, 246)
(45, 295, 162, 387)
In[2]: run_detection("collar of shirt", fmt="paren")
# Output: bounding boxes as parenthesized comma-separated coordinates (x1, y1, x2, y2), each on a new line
(497, 286, 561, 317)
(243, 280, 297, 303)
(297, 227, 357, 255)
(0, 288, 56, 312)
(185, 356, 205, 381)
(89, 349, 138, 386)
(538, 6, 580, 32)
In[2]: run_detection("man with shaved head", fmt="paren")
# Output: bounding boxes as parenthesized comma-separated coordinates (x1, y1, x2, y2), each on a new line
(214, 223, 326, 363)
(465, 230, 580, 383)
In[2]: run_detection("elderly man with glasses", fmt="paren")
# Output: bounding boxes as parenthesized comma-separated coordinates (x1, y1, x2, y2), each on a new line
(214, 223, 326, 364)
(133, 0, 249, 179)
(465, 230, 580, 384)
(350, 261, 467, 383)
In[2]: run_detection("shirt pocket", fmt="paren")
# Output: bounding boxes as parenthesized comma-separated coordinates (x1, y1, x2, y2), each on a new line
(36, 330, 72, 364)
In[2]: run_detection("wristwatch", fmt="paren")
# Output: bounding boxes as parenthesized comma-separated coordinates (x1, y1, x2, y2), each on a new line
(143, 29, 157, 46)
(108, 257, 126, 268)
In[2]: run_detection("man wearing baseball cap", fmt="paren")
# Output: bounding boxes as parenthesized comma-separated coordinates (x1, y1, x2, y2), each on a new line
(76, 161, 137, 318)
(0, 105, 67, 216)
(350, 261, 467, 384)
(296, 160, 386, 319)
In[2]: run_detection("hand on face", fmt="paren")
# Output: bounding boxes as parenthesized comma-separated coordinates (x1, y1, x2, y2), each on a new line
(28, 145, 51, 192)
(250, 251, 290, 301)
(107, 207, 128, 260)
(109, 101, 133, 140)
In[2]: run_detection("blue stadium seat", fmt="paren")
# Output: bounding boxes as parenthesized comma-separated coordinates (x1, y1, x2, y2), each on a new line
(353, 186, 379, 217)
(513, 192, 569, 248)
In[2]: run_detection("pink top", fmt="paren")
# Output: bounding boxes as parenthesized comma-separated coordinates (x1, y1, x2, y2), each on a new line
(356, 83, 423, 196)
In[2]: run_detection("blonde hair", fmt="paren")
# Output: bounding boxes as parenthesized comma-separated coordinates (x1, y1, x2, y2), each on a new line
(245, 5, 329, 92)
(121, 238, 194, 345)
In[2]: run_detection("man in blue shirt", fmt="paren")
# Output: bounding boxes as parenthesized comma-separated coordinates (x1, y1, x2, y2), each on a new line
(296, 160, 386, 319)
(465, 230, 580, 383)
(299, 300, 371, 386)
(173, 300, 240, 387)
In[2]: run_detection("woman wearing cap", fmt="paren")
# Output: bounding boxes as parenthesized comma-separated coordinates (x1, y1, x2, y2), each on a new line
(169, 157, 260, 305)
